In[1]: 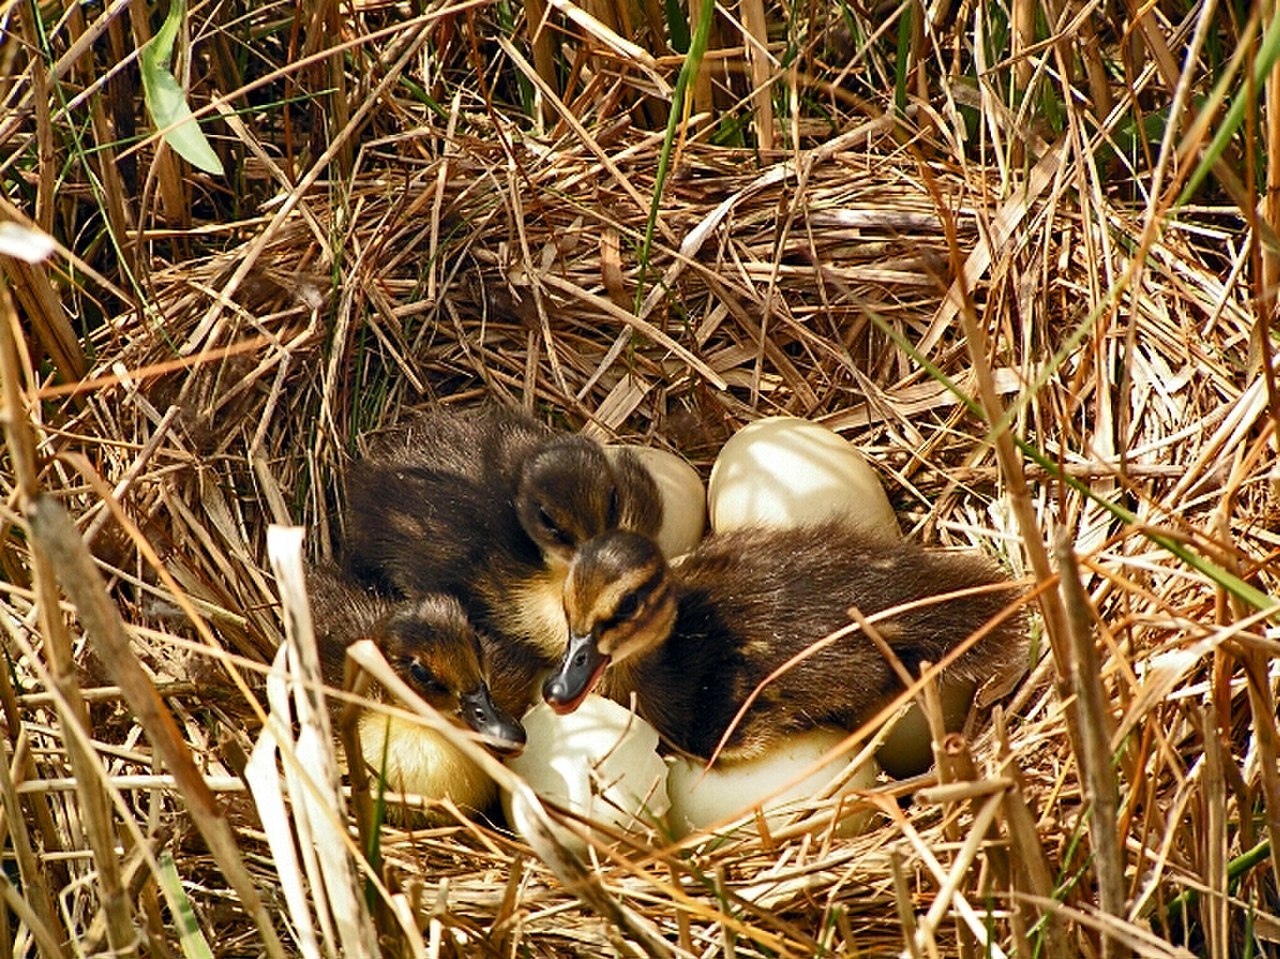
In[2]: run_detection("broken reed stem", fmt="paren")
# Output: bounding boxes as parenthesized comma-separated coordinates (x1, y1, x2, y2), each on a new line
(1053, 533, 1126, 959)
(1238, 646, 1280, 908)
(739, 0, 773, 152)
(916, 792, 1003, 955)
(995, 707, 1069, 954)
(919, 664, 950, 786)
(890, 847, 925, 959)
(0, 591, 70, 892)
(0, 870, 65, 959)
(1201, 704, 1228, 959)
(1, 284, 136, 955)
(24, 494, 287, 959)
(523, 0, 557, 126)
(0, 732, 63, 959)
(940, 734, 982, 959)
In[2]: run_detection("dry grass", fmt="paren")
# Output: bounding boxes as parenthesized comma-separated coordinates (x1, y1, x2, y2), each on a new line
(2, 0, 1279, 955)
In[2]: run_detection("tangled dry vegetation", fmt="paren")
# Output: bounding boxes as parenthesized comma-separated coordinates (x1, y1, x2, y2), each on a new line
(3, 0, 1280, 955)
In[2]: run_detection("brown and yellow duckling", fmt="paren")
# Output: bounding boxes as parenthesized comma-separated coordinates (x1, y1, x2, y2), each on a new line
(307, 567, 526, 814)
(542, 520, 1026, 763)
(342, 404, 663, 709)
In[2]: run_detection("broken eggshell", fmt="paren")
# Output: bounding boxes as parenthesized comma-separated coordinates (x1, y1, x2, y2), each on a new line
(503, 696, 669, 852)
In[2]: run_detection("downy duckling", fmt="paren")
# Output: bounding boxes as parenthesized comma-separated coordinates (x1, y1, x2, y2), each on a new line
(307, 567, 526, 813)
(343, 404, 663, 707)
(542, 521, 1026, 762)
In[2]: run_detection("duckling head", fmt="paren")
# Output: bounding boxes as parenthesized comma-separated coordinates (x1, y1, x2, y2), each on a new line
(516, 437, 621, 564)
(543, 531, 677, 713)
(379, 597, 527, 755)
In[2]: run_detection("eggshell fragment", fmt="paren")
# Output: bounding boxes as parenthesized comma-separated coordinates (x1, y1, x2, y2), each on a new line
(666, 729, 880, 839)
(503, 697, 669, 852)
(607, 445, 707, 558)
(708, 416, 897, 539)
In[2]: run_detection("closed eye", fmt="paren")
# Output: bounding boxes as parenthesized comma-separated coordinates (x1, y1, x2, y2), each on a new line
(612, 590, 642, 622)
(407, 660, 448, 696)
(537, 505, 574, 546)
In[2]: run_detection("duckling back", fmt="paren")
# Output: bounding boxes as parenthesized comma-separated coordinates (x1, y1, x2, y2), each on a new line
(572, 522, 1027, 761)
(342, 407, 546, 601)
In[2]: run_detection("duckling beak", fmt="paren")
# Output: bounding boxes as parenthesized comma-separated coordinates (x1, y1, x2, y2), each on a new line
(458, 686, 527, 756)
(542, 632, 609, 714)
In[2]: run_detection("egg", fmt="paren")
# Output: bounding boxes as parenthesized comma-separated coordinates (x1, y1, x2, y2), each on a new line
(666, 730, 880, 839)
(874, 678, 978, 778)
(707, 416, 897, 539)
(503, 696, 669, 852)
(607, 445, 707, 558)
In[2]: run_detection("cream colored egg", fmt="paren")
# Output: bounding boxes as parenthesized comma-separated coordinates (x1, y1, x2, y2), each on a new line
(607, 445, 706, 558)
(666, 729, 880, 839)
(708, 416, 897, 539)
(875, 678, 977, 778)
(503, 697, 669, 852)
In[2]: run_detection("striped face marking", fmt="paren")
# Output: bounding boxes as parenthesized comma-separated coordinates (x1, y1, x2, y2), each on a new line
(545, 530, 679, 713)
(377, 597, 525, 753)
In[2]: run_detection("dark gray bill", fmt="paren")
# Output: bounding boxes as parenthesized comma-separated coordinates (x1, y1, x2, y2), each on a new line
(459, 685, 526, 756)
(542, 632, 609, 714)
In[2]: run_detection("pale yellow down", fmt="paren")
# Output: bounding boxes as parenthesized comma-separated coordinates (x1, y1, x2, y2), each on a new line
(357, 710, 495, 815)
(496, 567, 573, 660)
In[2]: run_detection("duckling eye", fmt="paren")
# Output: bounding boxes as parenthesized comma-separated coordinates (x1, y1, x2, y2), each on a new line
(612, 590, 642, 622)
(537, 505, 574, 547)
(407, 661, 447, 696)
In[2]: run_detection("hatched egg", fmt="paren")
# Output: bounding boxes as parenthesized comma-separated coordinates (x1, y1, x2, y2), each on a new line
(666, 730, 880, 839)
(707, 416, 897, 539)
(607, 446, 706, 558)
(503, 697, 669, 852)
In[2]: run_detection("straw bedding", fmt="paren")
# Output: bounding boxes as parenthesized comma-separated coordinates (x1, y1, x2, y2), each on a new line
(3, 3, 1278, 956)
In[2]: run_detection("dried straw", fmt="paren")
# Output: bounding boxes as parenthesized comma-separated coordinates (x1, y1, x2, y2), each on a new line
(1, 0, 1277, 955)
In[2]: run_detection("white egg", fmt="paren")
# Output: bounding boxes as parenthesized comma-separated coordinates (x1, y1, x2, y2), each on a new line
(666, 729, 880, 839)
(875, 679, 978, 778)
(503, 697, 669, 852)
(707, 416, 897, 539)
(607, 445, 707, 558)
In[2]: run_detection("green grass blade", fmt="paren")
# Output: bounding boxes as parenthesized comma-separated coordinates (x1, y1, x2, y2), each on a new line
(156, 851, 215, 959)
(139, 0, 224, 175)
(1177, 9, 1280, 206)
(633, 0, 717, 312)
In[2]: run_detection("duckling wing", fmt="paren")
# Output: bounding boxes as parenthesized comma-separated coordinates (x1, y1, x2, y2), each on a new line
(652, 523, 1027, 759)
(341, 405, 558, 596)
(343, 458, 539, 598)
(362, 405, 553, 479)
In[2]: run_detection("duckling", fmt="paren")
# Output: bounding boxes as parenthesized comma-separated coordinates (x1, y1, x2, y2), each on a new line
(306, 566, 526, 814)
(542, 521, 1026, 762)
(342, 404, 663, 708)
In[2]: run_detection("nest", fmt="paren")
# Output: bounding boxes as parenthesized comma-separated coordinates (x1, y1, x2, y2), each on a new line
(3, 0, 1279, 955)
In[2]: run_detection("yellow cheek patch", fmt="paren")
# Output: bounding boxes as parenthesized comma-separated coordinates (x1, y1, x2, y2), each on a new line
(488, 567, 569, 659)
